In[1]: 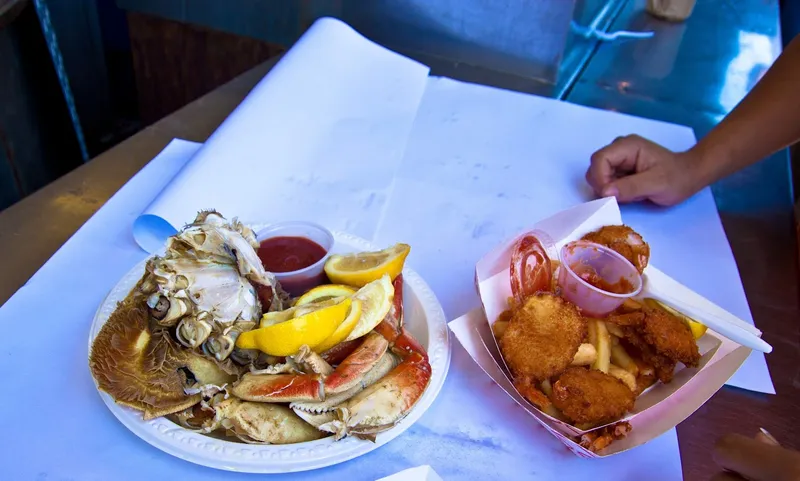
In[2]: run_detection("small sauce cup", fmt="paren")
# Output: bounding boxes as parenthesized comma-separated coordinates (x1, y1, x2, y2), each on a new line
(255, 221, 334, 297)
(558, 240, 642, 317)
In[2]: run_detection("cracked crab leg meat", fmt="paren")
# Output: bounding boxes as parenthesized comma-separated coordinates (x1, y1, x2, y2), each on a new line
(231, 373, 324, 402)
(323, 332, 389, 395)
(319, 351, 432, 440)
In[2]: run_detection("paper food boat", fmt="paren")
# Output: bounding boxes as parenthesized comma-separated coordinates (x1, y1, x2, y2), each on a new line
(449, 197, 755, 458)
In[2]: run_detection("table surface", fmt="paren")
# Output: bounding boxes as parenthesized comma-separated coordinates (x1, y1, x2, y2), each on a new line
(1, 2, 798, 480)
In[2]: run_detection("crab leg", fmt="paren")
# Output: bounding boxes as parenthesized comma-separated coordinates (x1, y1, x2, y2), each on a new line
(321, 338, 362, 365)
(231, 373, 323, 402)
(323, 332, 389, 394)
(372, 274, 428, 360)
(231, 332, 390, 403)
(292, 351, 399, 414)
(318, 351, 431, 441)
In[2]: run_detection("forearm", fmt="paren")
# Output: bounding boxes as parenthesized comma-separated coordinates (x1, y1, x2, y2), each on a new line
(689, 35, 800, 185)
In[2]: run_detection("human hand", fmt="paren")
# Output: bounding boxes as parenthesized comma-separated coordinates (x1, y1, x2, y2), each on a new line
(711, 430, 800, 481)
(585, 135, 704, 206)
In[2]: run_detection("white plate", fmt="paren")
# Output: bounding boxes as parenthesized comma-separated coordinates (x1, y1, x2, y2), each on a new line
(88, 230, 451, 473)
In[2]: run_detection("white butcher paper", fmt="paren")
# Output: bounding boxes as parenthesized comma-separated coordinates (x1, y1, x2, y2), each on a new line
(373, 76, 774, 394)
(133, 17, 430, 252)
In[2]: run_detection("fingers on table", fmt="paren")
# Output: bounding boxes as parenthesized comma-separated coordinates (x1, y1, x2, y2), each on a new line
(714, 433, 800, 481)
(586, 136, 642, 195)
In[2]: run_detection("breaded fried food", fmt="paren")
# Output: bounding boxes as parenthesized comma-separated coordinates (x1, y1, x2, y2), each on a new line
(620, 330, 678, 384)
(552, 367, 635, 425)
(581, 225, 650, 274)
(640, 308, 700, 367)
(499, 294, 587, 383)
(578, 421, 632, 453)
(604, 312, 645, 326)
(514, 379, 552, 411)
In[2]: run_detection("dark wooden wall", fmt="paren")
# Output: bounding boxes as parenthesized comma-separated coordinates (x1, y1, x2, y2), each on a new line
(127, 12, 285, 125)
(0, 0, 82, 210)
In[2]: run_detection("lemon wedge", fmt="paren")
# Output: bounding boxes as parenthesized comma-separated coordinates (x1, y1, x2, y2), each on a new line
(259, 297, 343, 328)
(237, 297, 352, 356)
(344, 274, 394, 342)
(324, 243, 410, 287)
(295, 284, 357, 306)
(313, 299, 363, 353)
(643, 298, 708, 340)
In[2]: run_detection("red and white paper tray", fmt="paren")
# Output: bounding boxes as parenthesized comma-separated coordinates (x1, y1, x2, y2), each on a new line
(448, 197, 756, 457)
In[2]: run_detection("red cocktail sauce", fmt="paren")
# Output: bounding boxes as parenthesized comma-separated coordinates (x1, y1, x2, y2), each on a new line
(257, 236, 329, 298)
(570, 263, 634, 295)
(258, 236, 327, 273)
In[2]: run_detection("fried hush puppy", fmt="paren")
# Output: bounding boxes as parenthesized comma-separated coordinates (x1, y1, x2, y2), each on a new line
(581, 225, 650, 274)
(552, 367, 635, 425)
(499, 294, 587, 385)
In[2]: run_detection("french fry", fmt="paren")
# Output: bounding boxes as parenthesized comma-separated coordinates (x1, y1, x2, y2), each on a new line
(543, 404, 567, 421)
(571, 343, 597, 366)
(606, 322, 625, 338)
(638, 362, 655, 377)
(610, 343, 639, 377)
(609, 364, 637, 392)
(587, 318, 598, 346)
(540, 379, 553, 397)
(492, 320, 509, 339)
(620, 298, 644, 312)
(591, 320, 611, 373)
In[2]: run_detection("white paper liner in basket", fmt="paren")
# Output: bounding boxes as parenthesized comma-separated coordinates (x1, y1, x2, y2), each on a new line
(452, 197, 754, 457)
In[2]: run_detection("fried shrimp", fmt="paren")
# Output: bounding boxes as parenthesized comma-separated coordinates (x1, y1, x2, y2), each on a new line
(499, 294, 586, 383)
(619, 306, 700, 384)
(552, 367, 635, 425)
(581, 225, 650, 274)
(640, 308, 701, 368)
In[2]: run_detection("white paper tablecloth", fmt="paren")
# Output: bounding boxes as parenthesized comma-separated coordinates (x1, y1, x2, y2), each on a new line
(0, 16, 774, 481)
(0, 141, 683, 481)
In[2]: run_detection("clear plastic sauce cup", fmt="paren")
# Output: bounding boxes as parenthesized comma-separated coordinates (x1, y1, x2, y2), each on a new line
(255, 221, 334, 297)
(557, 240, 642, 317)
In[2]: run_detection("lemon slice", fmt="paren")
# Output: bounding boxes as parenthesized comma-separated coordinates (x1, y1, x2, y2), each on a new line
(643, 298, 708, 339)
(344, 274, 395, 342)
(295, 285, 357, 306)
(324, 243, 410, 287)
(259, 309, 297, 328)
(237, 298, 352, 356)
(259, 297, 343, 328)
(313, 299, 363, 353)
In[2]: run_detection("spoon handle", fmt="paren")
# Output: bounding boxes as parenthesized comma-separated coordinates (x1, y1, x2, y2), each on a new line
(644, 288, 772, 354)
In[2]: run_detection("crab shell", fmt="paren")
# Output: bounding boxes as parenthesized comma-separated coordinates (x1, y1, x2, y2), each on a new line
(204, 398, 324, 444)
(138, 211, 281, 360)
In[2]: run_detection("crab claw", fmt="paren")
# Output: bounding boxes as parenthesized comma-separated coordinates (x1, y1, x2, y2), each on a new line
(231, 373, 324, 403)
(207, 398, 324, 444)
(318, 351, 431, 441)
(372, 274, 428, 360)
(324, 332, 389, 395)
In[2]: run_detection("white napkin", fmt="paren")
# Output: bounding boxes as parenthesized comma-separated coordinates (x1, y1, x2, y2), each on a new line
(376, 465, 444, 481)
(132, 16, 430, 253)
